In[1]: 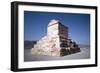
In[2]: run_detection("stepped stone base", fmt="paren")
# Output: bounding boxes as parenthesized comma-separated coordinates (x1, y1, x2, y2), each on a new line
(31, 35, 80, 56)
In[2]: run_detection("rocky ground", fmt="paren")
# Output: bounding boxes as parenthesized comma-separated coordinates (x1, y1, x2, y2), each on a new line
(24, 45, 90, 62)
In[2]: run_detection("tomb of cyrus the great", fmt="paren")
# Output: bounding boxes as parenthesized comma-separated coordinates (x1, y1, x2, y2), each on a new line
(31, 19, 80, 56)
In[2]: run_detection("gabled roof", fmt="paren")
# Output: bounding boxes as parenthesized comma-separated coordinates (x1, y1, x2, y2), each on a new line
(48, 19, 60, 26)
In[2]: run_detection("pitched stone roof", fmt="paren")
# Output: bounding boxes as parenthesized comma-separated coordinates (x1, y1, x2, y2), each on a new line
(48, 19, 60, 26)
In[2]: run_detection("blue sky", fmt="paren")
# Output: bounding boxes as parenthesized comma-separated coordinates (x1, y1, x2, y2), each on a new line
(24, 11, 90, 45)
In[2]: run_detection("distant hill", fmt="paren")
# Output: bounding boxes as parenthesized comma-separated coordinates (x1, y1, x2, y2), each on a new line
(24, 40, 37, 49)
(78, 44, 90, 48)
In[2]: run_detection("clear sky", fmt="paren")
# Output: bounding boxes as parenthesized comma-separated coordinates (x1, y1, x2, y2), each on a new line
(24, 11, 90, 45)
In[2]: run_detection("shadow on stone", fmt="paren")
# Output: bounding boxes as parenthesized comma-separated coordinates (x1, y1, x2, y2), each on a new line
(60, 48, 70, 56)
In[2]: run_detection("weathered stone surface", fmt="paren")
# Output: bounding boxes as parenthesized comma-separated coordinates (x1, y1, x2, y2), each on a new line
(31, 19, 80, 56)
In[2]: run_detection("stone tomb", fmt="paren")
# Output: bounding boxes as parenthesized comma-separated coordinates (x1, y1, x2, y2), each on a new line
(31, 19, 80, 56)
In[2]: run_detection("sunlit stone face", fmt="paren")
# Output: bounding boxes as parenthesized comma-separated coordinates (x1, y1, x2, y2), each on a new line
(48, 23, 59, 36)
